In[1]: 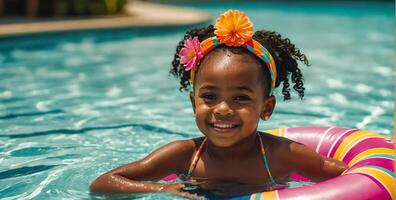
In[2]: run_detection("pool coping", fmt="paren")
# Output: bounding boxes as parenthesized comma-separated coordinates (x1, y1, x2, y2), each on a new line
(0, 1, 212, 38)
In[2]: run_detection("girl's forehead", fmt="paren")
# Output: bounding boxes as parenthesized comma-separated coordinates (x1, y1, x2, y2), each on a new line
(195, 50, 265, 90)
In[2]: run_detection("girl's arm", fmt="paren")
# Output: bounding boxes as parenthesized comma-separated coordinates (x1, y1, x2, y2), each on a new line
(90, 140, 199, 197)
(280, 141, 349, 182)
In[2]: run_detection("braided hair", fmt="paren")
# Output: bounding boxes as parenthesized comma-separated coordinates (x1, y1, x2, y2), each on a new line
(170, 25, 310, 100)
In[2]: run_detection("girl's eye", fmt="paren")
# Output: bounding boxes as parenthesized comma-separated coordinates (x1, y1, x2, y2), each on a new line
(200, 93, 216, 101)
(235, 95, 251, 102)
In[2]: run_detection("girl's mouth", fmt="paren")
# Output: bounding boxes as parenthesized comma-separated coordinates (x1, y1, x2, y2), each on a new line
(209, 122, 239, 133)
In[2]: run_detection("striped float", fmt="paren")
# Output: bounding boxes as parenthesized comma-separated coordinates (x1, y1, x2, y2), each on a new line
(164, 126, 395, 200)
(232, 126, 395, 200)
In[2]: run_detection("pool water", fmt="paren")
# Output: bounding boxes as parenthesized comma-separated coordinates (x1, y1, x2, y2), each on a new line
(0, 2, 393, 200)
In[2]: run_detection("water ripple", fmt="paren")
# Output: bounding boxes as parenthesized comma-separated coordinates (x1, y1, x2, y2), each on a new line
(0, 165, 59, 180)
(0, 109, 64, 120)
(10, 147, 55, 157)
(0, 97, 24, 104)
(0, 123, 189, 138)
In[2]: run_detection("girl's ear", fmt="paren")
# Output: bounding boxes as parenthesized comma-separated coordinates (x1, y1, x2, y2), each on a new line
(189, 91, 196, 114)
(260, 95, 276, 121)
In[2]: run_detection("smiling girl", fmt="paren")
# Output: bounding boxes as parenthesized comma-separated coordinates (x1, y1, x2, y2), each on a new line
(90, 10, 348, 199)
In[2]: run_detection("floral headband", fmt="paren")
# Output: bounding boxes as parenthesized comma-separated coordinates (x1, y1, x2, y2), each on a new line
(178, 10, 277, 95)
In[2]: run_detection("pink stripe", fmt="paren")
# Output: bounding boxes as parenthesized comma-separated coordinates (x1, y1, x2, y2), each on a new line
(342, 138, 394, 163)
(326, 129, 356, 157)
(286, 126, 332, 150)
(290, 173, 312, 182)
(346, 157, 394, 173)
(351, 172, 393, 200)
(317, 127, 353, 156)
(328, 129, 357, 158)
(277, 174, 390, 200)
(163, 173, 178, 181)
(315, 127, 335, 153)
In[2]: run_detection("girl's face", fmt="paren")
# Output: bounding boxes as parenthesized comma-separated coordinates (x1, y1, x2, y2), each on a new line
(190, 48, 276, 147)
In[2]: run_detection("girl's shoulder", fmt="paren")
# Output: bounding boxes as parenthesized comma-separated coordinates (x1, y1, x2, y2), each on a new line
(258, 130, 313, 152)
(258, 131, 307, 160)
(258, 131, 293, 147)
(159, 137, 205, 157)
(137, 137, 206, 176)
(155, 137, 207, 164)
(165, 137, 206, 150)
(258, 131, 323, 172)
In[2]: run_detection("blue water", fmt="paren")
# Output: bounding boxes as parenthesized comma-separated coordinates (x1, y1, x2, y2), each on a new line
(0, 2, 394, 199)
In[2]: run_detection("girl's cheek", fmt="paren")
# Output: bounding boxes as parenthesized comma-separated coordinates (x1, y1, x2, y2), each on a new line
(195, 101, 211, 112)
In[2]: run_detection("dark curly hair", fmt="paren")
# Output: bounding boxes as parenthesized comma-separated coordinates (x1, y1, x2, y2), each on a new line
(169, 25, 310, 100)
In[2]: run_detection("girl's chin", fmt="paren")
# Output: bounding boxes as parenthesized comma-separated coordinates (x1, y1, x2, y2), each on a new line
(203, 126, 258, 147)
(204, 128, 242, 147)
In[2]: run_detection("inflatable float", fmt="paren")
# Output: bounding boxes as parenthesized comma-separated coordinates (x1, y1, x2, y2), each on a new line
(164, 126, 395, 200)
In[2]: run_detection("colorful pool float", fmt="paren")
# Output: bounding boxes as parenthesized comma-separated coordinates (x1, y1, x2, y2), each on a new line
(165, 126, 395, 200)
(237, 126, 395, 200)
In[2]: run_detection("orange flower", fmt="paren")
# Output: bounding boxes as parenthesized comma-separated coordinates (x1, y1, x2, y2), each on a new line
(214, 10, 254, 46)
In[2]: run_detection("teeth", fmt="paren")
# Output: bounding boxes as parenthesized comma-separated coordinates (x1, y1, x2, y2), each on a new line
(213, 123, 236, 128)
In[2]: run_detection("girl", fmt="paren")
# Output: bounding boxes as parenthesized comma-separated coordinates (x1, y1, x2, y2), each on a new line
(90, 10, 348, 199)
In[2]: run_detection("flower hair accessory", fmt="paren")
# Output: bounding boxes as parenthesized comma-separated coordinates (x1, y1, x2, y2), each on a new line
(178, 10, 277, 95)
(214, 10, 253, 46)
(179, 36, 204, 72)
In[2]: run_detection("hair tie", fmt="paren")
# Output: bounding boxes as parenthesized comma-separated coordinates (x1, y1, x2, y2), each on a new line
(178, 10, 277, 95)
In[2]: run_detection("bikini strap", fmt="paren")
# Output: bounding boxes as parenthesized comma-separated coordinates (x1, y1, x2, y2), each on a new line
(258, 132, 276, 185)
(186, 137, 207, 179)
(186, 135, 276, 185)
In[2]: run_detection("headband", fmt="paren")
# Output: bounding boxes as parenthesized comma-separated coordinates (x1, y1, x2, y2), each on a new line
(178, 10, 277, 95)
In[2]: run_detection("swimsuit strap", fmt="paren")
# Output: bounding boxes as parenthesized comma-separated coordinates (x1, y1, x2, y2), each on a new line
(258, 132, 277, 185)
(186, 137, 207, 179)
(186, 134, 276, 185)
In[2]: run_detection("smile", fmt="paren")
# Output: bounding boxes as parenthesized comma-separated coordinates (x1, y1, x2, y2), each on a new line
(209, 122, 239, 133)
(212, 123, 238, 128)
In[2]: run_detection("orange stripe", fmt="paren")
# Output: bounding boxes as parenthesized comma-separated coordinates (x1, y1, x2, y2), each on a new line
(333, 131, 378, 160)
(252, 40, 263, 56)
(200, 38, 214, 54)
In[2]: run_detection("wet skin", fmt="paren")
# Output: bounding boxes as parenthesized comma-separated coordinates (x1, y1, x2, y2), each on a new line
(190, 48, 274, 149)
(90, 48, 349, 198)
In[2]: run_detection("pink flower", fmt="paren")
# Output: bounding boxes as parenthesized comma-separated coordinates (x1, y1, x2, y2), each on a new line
(179, 36, 203, 71)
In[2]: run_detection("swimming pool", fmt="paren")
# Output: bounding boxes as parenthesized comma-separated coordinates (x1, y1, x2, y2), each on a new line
(0, 2, 393, 199)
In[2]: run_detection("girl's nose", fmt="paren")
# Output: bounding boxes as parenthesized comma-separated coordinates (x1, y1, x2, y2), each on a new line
(214, 101, 234, 116)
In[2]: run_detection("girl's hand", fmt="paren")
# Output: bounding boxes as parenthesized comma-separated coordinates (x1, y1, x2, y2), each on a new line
(161, 183, 205, 200)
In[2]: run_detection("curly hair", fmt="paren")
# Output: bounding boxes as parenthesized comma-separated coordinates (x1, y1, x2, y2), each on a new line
(169, 25, 310, 100)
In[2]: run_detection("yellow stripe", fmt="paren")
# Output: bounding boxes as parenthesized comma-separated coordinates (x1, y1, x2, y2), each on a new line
(260, 191, 278, 200)
(337, 132, 381, 159)
(266, 128, 285, 137)
(346, 167, 395, 198)
(278, 128, 283, 137)
(333, 131, 380, 160)
(267, 52, 277, 85)
(348, 148, 395, 166)
(280, 128, 286, 137)
(340, 134, 384, 160)
(190, 70, 195, 84)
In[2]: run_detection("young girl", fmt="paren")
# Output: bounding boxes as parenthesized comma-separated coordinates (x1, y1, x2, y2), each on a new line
(90, 10, 348, 199)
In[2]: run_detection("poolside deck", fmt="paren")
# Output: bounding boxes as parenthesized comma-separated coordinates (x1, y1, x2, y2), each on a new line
(0, 1, 211, 37)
